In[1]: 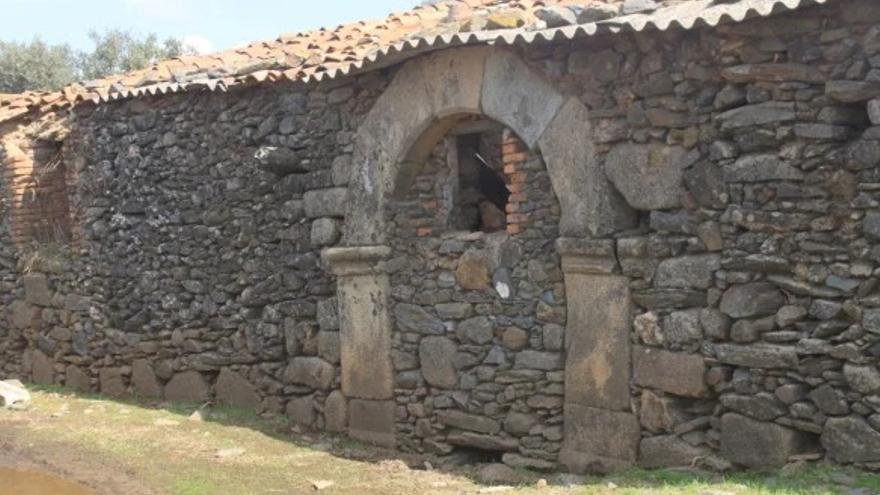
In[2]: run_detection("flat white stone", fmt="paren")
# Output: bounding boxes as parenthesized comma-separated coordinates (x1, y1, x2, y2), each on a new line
(0, 380, 31, 410)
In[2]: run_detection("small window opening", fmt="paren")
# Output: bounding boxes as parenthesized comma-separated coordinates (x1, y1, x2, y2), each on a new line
(449, 126, 510, 233)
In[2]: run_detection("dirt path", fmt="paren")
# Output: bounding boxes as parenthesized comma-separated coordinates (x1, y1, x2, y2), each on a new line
(0, 389, 877, 495)
(0, 420, 157, 495)
(0, 390, 492, 495)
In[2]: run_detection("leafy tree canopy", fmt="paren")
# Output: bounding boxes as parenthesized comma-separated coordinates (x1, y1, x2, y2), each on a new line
(0, 39, 78, 94)
(0, 30, 193, 94)
(78, 30, 188, 82)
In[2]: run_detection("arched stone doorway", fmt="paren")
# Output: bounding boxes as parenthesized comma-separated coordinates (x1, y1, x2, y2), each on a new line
(386, 116, 567, 458)
(324, 46, 640, 472)
(341, 46, 634, 246)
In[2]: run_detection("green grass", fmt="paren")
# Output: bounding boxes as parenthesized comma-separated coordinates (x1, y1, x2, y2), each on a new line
(1, 388, 878, 495)
(172, 479, 217, 495)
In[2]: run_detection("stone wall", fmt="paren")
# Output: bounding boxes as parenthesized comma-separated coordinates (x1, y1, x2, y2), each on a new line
(386, 132, 566, 467)
(0, 140, 25, 379)
(0, 74, 389, 429)
(527, 0, 880, 470)
(0, 0, 879, 473)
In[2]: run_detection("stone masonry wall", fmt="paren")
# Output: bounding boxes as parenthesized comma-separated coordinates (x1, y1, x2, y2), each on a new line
(526, 0, 880, 470)
(0, 74, 390, 431)
(0, 140, 25, 379)
(0, 0, 879, 473)
(387, 132, 566, 468)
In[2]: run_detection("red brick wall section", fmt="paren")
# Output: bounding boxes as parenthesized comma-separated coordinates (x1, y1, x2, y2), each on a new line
(1, 139, 72, 246)
(501, 130, 528, 236)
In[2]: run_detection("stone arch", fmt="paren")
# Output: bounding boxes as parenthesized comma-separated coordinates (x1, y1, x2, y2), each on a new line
(325, 46, 640, 470)
(343, 46, 635, 246)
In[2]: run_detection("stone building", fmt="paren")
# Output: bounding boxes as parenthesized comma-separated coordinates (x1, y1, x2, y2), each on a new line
(1, 0, 879, 473)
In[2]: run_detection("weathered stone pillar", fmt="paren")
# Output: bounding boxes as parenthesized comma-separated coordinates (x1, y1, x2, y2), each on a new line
(322, 246, 396, 448)
(556, 238, 639, 474)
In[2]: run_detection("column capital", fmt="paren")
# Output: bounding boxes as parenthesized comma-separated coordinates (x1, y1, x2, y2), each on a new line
(322, 245, 391, 277)
(555, 238, 618, 275)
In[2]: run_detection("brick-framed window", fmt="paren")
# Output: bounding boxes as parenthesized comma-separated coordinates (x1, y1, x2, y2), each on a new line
(8, 139, 72, 246)
(447, 123, 513, 234)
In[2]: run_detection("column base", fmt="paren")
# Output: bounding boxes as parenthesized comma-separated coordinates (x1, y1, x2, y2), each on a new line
(349, 399, 396, 448)
(560, 404, 639, 474)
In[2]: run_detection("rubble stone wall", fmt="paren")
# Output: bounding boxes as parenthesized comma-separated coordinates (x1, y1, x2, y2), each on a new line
(528, 0, 880, 470)
(0, 0, 879, 473)
(0, 75, 390, 429)
(387, 133, 567, 466)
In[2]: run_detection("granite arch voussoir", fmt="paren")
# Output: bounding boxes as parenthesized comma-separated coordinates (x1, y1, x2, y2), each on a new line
(344, 46, 489, 246)
(345, 46, 634, 244)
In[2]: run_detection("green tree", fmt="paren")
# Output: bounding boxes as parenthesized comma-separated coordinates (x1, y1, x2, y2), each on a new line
(0, 30, 193, 93)
(78, 30, 189, 81)
(0, 39, 78, 93)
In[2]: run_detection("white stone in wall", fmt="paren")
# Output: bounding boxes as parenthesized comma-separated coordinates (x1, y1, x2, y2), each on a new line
(868, 98, 880, 125)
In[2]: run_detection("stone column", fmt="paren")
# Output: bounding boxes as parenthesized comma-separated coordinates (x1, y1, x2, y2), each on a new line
(322, 246, 396, 448)
(556, 238, 639, 474)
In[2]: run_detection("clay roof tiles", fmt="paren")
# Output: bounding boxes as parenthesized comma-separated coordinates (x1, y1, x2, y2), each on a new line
(0, 0, 828, 125)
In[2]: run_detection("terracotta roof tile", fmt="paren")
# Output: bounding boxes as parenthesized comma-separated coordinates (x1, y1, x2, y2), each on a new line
(0, 0, 827, 125)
